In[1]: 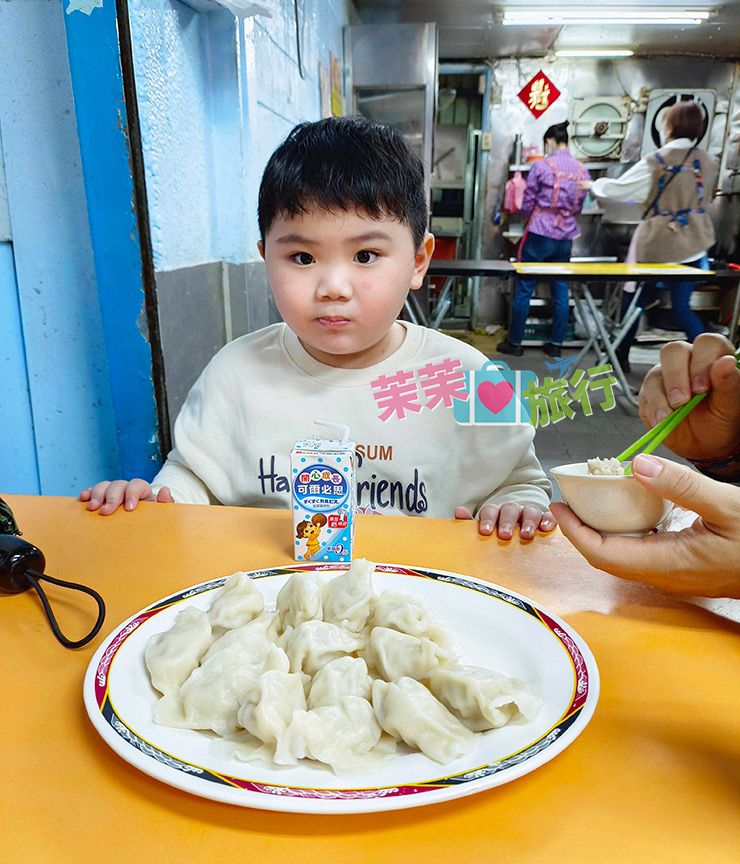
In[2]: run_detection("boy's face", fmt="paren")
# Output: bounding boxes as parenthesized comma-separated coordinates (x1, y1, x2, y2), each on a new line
(260, 207, 434, 368)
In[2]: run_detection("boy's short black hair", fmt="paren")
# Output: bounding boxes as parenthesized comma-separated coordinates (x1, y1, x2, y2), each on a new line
(258, 116, 428, 249)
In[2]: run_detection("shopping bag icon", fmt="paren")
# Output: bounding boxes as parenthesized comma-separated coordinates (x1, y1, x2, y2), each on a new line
(453, 361, 537, 425)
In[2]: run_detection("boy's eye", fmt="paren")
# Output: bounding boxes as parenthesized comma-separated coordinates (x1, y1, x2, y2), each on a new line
(291, 252, 314, 265)
(354, 250, 378, 264)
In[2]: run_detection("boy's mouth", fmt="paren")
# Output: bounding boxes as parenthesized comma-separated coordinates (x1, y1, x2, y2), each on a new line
(317, 316, 351, 328)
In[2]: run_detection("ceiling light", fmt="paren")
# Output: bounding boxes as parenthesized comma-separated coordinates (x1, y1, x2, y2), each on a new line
(502, 8, 712, 26)
(555, 49, 635, 57)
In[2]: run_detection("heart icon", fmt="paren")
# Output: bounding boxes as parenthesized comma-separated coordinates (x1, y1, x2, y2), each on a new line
(477, 380, 514, 415)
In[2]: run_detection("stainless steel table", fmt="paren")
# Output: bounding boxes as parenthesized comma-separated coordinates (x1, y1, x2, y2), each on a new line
(423, 260, 733, 408)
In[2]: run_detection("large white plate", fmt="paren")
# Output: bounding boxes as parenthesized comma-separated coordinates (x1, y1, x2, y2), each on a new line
(83, 563, 599, 814)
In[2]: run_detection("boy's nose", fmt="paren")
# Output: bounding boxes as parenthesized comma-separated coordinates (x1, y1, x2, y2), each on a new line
(316, 266, 352, 300)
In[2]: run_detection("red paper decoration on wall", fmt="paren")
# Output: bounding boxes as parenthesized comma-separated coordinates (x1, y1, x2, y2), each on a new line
(518, 70, 561, 118)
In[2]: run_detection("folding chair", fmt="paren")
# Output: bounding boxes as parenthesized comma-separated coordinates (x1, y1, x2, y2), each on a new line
(571, 280, 656, 408)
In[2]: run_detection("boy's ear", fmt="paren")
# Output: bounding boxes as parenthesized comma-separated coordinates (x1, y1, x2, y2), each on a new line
(257, 240, 265, 260)
(409, 232, 435, 292)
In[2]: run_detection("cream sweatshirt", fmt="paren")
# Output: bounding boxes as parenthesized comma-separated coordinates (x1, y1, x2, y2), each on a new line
(152, 322, 551, 518)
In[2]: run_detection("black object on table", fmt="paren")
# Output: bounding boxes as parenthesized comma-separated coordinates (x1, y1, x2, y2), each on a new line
(0, 497, 105, 648)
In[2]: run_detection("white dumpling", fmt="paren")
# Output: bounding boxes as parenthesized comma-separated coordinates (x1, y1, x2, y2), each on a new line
(285, 620, 363, 676)
(307, 656, 372, 709)
(155, 636, 289, 736)
(274, 696, 391, 773)
(370, 590, 456, 650)
(204, 633, 289, 676)
(275, 571, 324, 633)
(237, 669, 307, 744)
(208, 572, 264, 631)
(321, 558, 375, 631)
(201, 611, 278, 662)
(364, 627, 457, 682)
(429, 665, 543, 732)
(372, 677, 476, 764)
(145, 607, 213, 697)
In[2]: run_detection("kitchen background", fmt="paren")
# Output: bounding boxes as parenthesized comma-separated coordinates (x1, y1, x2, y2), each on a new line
(1, 0, 738, 495)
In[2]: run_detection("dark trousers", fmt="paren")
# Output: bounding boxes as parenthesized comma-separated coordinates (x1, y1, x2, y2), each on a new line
(509, 232, 573, 346)
(619, 255, 709, 359)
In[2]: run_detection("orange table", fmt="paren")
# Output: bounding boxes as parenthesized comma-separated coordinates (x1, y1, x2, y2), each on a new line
(3, 494, 740, 863)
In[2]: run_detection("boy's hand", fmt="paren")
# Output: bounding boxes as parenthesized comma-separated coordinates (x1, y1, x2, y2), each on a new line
(638, 333, 740, 462)
(455, 504, 556, 540)
(80, 480, 174, 515)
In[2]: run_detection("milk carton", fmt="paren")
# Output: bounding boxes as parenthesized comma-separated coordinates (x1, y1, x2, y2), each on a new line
(291, 422, 356, 563)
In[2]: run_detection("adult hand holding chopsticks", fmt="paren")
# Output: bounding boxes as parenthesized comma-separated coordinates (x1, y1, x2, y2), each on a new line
(552, 333, 740, 597)
(638, 333, 740, 463)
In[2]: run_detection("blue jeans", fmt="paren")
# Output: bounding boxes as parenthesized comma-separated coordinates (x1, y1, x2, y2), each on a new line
(620, 254, 709, 350)
(509, 232, 572, 346)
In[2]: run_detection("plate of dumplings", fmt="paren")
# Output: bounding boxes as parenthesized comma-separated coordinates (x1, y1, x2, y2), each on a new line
(83, 559, 598, 813)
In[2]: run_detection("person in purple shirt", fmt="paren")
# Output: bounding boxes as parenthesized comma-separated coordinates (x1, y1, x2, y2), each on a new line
(499, 121, 590, 358)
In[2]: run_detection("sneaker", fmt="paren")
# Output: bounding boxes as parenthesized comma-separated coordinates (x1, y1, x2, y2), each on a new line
(543, 342, 562, 357)
(497, 339, 523, 356)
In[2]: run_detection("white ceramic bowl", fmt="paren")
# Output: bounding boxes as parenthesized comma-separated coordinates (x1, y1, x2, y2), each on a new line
(550, 462, 673, 536)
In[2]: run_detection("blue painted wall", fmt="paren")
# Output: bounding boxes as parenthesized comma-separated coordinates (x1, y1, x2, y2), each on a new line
(64, 0, 162, 482)
(128, 0, 355, 270)
(0, 0, 354, 496)
(241, 0, 353, 254)
(0, 123, 38, 493)
(0, 241, 39, 494)
(0, 0, 121, 496)
(128, 1, 242, 269)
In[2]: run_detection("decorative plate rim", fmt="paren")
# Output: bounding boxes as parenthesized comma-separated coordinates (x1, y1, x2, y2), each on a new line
(83, 563, 599, 814)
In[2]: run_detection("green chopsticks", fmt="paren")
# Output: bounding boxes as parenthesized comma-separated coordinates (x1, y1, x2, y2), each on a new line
(616, 393, 707, 474)
(616, 348, 740, 475)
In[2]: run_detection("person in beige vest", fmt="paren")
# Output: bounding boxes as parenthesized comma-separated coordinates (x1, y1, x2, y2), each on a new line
(583, 101, 718, 370)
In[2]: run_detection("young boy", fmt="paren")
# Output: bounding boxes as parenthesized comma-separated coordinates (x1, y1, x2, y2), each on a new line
(81, 117, 554, 540)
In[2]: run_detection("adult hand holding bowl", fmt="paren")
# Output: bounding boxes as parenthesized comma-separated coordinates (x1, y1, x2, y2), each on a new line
(549, 459, 672, 536)
(551, 454, 740, 598)
(549, 352, 733, 537)
(550, 337, 740, 597)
